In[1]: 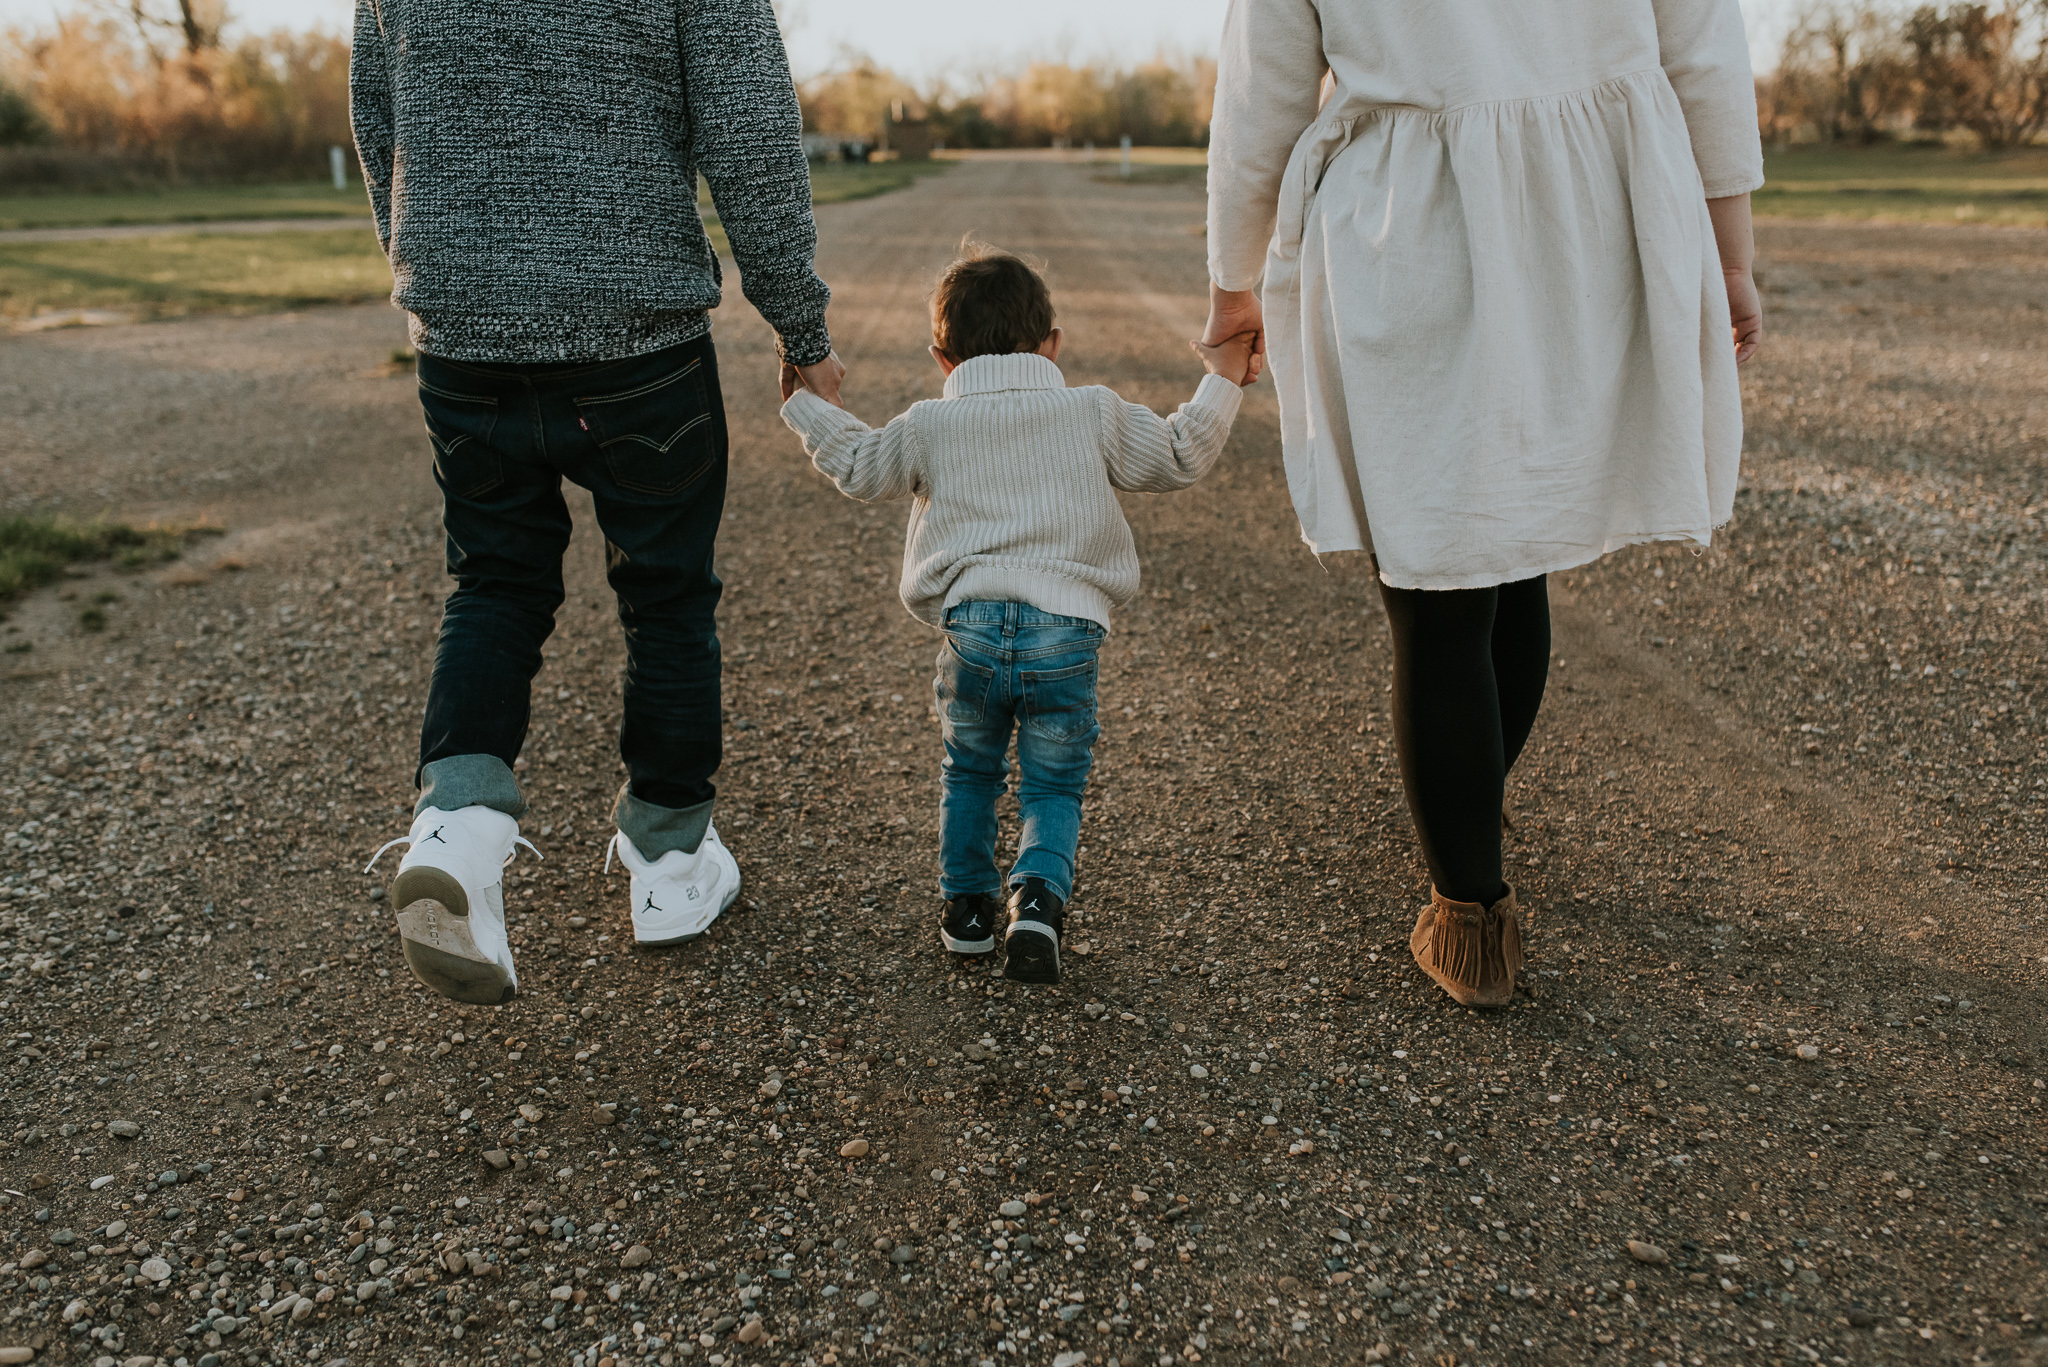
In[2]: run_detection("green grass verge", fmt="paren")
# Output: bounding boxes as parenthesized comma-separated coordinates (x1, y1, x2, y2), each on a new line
(1, 163, 950, 319)
(0, 516, 211, 604)
(1756, 142, 2048, 227)
(0, 225, 391, 322)
(0, 181, 371, 232)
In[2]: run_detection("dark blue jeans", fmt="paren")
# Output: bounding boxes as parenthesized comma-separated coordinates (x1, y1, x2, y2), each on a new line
(935, 601, 1104, 903)
(413, 335, 726, 856)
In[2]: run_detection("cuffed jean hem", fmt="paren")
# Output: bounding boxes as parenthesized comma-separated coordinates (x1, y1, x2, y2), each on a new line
(417, 754, 527, 820)
(615, 785, 713, 859)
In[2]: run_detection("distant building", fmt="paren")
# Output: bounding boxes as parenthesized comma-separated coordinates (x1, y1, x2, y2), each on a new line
(881, 101, 932, 162)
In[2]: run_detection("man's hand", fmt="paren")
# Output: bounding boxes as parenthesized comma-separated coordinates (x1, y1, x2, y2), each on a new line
(1191, 330, 1264, 386)
(779, 351, 847, 406)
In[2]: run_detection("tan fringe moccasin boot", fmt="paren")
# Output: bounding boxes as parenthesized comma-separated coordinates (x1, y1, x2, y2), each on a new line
(1410, 885, 1523, 1007)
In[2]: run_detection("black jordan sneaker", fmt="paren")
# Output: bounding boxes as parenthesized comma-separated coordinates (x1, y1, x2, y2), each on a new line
(939, 892, 1001, 955)
(1002, 878, 1066, 984)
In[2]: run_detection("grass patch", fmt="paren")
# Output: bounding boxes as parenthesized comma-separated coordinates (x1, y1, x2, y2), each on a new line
(0, 225, 391, 323)
(1756, 142, 2048, 227)
(1, 163, 950, 319)
(0, 515, 215, 603)
(0, 181, 371, 232)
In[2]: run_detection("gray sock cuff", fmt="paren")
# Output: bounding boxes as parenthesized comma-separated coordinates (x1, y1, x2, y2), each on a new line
(417, 754, 527, 820)
(614, 785, 714, 859)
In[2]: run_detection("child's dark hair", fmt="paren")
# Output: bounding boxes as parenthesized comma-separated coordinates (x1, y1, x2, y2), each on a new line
(930, 242, 1055, 364)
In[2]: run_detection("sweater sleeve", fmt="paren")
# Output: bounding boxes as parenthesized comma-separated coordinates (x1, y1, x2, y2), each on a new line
(1099, 376, 1244, 494)
(680, 0, 834, 366)
(1206, 0, 1329, 292)
(781, 390, 922, 502)
(1652, 0, 1766, 198)
(347, 0, 395, 256)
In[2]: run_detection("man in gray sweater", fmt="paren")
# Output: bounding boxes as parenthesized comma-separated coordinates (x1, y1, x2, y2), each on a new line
(352, 0, 841, 1004)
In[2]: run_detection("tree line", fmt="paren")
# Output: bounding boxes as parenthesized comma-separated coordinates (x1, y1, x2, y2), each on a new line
(1, 0, 350, 187)
(1759, 0, 2048, 148)
(797, 54, 1218, 150)
(0, 3, 1219, 190)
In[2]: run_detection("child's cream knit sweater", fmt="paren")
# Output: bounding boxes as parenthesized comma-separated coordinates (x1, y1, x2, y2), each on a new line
(781, 353, 1241, 629)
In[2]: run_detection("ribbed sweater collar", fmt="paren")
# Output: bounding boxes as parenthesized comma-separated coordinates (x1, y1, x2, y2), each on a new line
(941, 351, 1064, 399)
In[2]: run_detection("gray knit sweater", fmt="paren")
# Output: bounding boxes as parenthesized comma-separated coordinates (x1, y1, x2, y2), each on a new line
(349, 0, 832, 366)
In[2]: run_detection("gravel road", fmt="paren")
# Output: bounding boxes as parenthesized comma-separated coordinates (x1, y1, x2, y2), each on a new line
(0, 158, 2043, 1367)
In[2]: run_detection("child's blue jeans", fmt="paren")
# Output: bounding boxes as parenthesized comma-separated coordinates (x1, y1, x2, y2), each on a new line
(934, 600, 1104, 904)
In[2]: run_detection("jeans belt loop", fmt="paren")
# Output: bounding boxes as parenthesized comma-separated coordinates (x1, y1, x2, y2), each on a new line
(1003, 601, 1018, 641)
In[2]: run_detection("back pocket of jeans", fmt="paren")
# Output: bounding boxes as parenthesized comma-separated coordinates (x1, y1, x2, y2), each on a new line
(575, 356, 717, 497)
(419, 380, 502, 499)
(1021, 657, 1098, 743)
(934, 640, 996, 725)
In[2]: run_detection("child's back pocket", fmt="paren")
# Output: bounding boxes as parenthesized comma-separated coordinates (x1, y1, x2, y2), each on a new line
(935, 640, 997, 725)
(1021, 658, 1098, 744)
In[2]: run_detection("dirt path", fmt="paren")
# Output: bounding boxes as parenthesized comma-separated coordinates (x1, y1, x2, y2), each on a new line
(0, 158, 2043, 1367)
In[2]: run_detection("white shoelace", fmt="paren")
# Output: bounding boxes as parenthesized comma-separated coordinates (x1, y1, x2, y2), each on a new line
(364, 831, 541, 875)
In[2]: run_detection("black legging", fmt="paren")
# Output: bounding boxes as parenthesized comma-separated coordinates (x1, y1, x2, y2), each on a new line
(1376, 574, 1551, 905)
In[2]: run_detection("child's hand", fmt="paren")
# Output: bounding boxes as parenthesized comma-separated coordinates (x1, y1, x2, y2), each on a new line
(1191, 330, 1263, 387)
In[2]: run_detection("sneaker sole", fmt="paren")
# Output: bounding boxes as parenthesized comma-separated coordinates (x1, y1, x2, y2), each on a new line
(1003, 926, 1060, 984)
(633, 865, 743, 948)
(940, 930, 997, 954)
(391, 865, 517, 1006)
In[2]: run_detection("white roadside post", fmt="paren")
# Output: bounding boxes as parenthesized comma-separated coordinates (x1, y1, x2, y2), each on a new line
(1119, 135, 1132, 180)
(330, 145, 346, 190)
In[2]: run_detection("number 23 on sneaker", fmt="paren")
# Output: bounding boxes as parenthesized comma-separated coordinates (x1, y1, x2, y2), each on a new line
(606, 826, 741, 947)
(365, 805, 539, 1006)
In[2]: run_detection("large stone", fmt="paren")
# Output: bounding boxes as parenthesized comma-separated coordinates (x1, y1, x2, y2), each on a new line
(139, 1257, 173, 1282)
(622, 1245, 654, 1268)
(108, 1120, 142, 1140)
(838, 1139, 869, 1159)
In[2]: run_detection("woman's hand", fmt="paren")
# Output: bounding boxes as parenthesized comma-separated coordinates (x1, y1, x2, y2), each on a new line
(1201, 284, 1266, 383)
(1724, 266, 1763, 366)
(1706, 193, 1761, 366)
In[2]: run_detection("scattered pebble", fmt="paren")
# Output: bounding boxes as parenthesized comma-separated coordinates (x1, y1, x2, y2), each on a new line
(1626, 1241, 1670, 1265)
(839, 1138, 870, 1159)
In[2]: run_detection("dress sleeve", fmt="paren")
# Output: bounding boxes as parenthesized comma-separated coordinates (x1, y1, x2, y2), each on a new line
(1652, 0, 1766, 198)
(1099, 377, 1243, 494)
(781, 390, 923, 502)
(347, 0, 395, 256)
(1206, 0, 1329, 292)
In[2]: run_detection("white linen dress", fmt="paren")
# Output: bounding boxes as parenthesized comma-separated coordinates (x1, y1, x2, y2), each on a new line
(1207, 0, 1764, 589)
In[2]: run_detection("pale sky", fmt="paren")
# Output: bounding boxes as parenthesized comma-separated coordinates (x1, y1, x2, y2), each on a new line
(0, 0, 1794, 80)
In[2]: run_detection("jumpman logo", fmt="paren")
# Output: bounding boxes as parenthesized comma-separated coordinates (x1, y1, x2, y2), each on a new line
(641, 892, 658, 914)
(1023, 897, 1040, 913)
(422, 826, 448, 845)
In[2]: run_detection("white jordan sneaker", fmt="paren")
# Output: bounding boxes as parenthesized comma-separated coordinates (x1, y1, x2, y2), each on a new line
(366, 805, 538, 1005)
(606, 826, 741, 946)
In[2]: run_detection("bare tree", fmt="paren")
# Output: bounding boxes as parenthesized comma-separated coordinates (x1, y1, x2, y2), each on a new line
(1905, 1, 2048, 148)
(1776, 1, 1920, 142)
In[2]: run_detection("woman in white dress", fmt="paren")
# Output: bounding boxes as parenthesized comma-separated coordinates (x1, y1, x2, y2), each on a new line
(1204, 0, 1764, 1006)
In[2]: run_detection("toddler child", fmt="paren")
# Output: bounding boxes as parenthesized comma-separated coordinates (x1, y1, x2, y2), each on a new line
(781, 244, 1257, 983)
